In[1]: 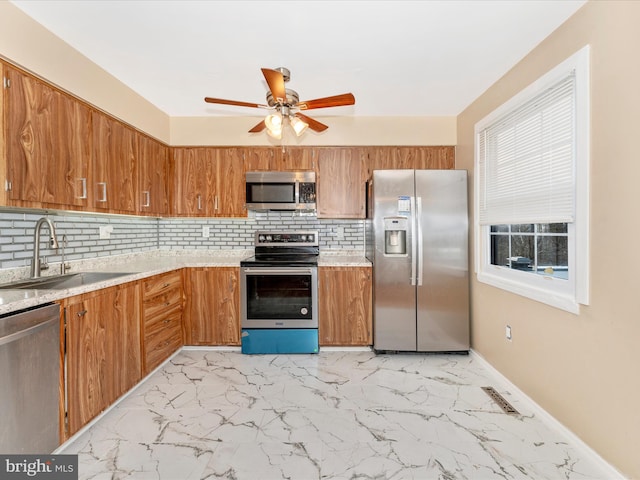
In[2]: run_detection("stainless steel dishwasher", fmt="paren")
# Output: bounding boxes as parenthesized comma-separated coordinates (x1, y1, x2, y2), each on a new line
(0, 303, 60, 453)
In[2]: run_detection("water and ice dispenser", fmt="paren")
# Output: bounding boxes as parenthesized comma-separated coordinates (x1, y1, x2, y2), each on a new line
(383, 217, 408, 255)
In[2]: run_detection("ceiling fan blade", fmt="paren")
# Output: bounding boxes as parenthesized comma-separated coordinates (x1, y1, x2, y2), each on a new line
(204, 97, 266, 109)
(298, 93, 355, 110)
(261, 68, 287, 102)
(249, 120, 266, 133)
(295, 113, 328, 132)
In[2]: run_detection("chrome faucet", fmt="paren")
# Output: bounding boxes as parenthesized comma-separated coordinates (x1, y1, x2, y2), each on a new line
(30, 217, 60, 279)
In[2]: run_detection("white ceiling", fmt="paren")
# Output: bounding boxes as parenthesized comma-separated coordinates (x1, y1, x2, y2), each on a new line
(10, 0, 586, 118)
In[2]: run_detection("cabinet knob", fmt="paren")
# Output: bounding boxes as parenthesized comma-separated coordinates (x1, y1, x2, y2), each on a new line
(77, 309, 88, 317)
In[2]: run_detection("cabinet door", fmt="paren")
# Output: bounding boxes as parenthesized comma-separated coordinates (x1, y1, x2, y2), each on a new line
(319, 267, 372, 346)
(244, 147, 278, 171)
(277, 147, 316, 171)
(65, 283, 141, 435)
(212, 147, 246, 217)
(392, 146, 455, 170)
(184, 267, 240, 345)
(5, 66, 90, 208)
(317, 147, 366, 218)
(138, 134, 169, 215)
(92, 111, 137, 213)
(364, 146, 456, 175)
(0, 62, 5, 206)
(171, 147, 213, 216)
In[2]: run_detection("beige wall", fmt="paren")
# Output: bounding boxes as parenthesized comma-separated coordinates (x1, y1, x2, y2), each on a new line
(457, 1, 639, 477)
(170, 116, 456, 146)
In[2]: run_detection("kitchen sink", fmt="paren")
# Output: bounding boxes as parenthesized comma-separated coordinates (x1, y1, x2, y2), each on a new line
(0, 272, 133, 290)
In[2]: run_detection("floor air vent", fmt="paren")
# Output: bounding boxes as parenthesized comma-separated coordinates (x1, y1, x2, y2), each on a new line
(481, 386, 520, 415)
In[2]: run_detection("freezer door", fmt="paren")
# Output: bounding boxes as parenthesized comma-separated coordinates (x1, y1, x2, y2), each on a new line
(372, 170, 417, 351)
(415, 170, 469, 351)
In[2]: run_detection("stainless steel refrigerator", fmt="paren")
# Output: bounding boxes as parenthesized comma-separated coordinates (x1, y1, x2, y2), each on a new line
(365, 169, 469, 352)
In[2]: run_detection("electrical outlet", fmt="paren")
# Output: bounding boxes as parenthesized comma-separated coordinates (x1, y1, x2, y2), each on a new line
(202, 226, 210, 238)
(505, 325, 512, 341)
(99, 225, 113, 240)
(336, 226, 344, 240)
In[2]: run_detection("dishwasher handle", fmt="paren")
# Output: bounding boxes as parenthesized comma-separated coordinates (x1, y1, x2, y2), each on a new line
(0, 306, 59, 346)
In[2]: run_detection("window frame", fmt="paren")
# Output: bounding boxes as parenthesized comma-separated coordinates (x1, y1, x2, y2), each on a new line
(474, 46, 590, 314)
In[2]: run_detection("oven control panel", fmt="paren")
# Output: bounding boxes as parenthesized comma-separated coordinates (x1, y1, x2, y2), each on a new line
(255, 230, 319, 246)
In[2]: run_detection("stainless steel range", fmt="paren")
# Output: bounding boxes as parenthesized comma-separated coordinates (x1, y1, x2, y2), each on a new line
(240, 230, 319, 354)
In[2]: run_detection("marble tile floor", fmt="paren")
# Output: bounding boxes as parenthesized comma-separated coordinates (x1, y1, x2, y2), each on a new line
(58, 349, 615, 480)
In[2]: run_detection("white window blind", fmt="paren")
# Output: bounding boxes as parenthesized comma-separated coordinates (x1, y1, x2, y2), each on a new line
(478, 73, 576, 225)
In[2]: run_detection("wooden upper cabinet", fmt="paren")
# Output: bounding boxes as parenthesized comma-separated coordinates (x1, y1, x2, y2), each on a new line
(0, 62, 5, 206)
(4, 66, 90, 208)
(317, 147, 366, 219)
(244, 147, 278, 171)
(171, 147, 214, 216)
(277, 147, 316, 171)
(243, 147, 316, 172)
(365, 146, 456, 178)
(92, 111, 137, 213)
(212, 147, 246, 217)
(138, 134, 169, 216)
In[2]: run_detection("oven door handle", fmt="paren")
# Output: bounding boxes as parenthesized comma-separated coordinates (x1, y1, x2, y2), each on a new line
(242, 268, 315, 274)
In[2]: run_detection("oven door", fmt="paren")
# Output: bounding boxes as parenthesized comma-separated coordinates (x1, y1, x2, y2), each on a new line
(241, 266, 318, 329)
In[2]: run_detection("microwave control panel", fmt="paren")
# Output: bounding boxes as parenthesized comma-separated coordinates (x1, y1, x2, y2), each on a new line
(299, 182, 316, 204)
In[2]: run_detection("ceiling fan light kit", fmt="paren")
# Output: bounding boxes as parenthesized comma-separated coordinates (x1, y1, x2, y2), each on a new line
(204, 67, 355, 138)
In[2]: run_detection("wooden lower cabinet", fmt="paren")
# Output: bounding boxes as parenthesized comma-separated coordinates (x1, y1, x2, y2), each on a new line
(184, 267, 240, 345)
(319, 267, 373, 346)
(141, 270, 184, 374)
(64, 281, 141, 437)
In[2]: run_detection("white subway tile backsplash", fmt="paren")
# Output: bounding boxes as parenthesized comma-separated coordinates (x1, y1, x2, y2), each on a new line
(0, 210, 363, 270)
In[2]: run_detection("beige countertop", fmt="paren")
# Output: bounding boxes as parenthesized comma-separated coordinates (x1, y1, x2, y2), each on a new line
(0, 249, 370, 315)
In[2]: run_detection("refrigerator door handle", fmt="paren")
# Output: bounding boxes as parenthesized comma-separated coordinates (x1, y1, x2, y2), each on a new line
(416, 196, 424, 286)
(410, 196, 417, 285)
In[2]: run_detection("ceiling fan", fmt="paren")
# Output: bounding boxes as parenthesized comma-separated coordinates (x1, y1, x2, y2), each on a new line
(204, 67, 355, 138)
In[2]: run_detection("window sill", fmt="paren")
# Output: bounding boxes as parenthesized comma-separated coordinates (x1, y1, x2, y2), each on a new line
(477, 269, 579, 315)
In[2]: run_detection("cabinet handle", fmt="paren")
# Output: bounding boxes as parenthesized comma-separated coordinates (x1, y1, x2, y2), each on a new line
(214, 195, 219, 211)
(77, 310, 88, 317)
(77, 178, 87, 199)
(142, 190, 150, 207)
(163, 319, 170, 323)
(164, 301, 170, 306)
(197, 194, 202, 210)
(163, 283, 171, 288)
(97, 182, 107, 202)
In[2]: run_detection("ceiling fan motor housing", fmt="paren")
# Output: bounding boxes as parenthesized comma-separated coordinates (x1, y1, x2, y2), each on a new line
(266, 89, 300, 108)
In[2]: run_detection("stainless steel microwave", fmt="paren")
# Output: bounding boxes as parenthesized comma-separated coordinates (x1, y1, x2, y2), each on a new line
(245, 171, 316, 211)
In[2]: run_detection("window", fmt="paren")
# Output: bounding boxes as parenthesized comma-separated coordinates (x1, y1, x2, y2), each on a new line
(475, 46, 589, 314)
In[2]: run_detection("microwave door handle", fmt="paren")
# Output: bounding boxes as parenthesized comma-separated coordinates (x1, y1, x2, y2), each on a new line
(294, 180, 300, 204)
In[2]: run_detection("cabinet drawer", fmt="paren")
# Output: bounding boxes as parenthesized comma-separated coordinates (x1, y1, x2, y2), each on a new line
(145, 327, 182, 373)
(142, 270, 182, 299)
(143, 287, 182, 319)
(144, 309, 182, 338)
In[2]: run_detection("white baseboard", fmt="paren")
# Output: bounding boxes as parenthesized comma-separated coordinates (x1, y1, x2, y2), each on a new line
(470, 349, 627, 480)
